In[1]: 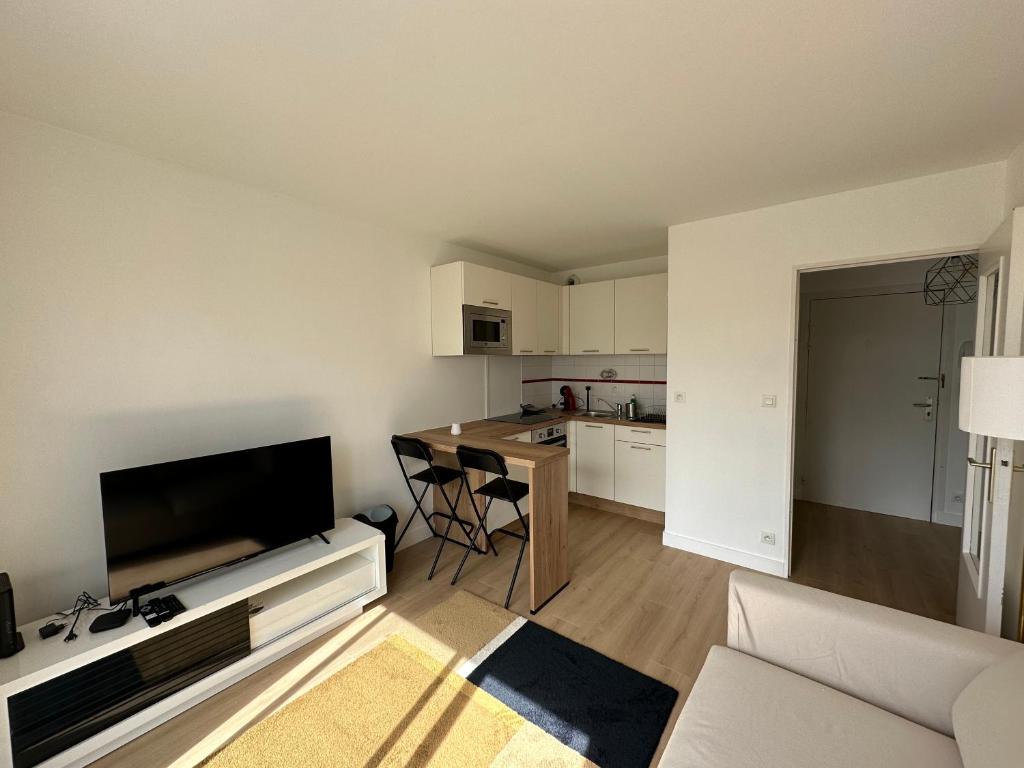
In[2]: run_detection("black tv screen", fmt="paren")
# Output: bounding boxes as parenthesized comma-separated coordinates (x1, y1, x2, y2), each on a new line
(100, 437, 335, 603)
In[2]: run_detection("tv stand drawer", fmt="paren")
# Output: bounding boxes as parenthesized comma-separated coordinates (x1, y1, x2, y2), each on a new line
(8, 602, 249, 768)
(248, 553, 376, 649)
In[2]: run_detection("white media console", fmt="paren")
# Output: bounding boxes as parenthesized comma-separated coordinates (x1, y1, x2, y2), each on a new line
(0, 518, 386, 768)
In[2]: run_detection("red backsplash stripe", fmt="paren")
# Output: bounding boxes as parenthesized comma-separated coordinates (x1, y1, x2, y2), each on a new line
(522, 376, 666, 385)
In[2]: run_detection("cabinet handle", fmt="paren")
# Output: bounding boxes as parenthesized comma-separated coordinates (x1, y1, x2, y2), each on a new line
(630, 429, 651, 434)
(519, 349, 533, 353)
(629, 348, 650, 352)
(543, 349, 556, 353)
(630, 445, 652, 451)
(582, 349, 599, 353)
(584, 424, 603, 429)
(482, 300, 499, 306)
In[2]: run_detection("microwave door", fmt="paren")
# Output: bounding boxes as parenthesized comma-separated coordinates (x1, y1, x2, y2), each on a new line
(463, 305, 511, 354)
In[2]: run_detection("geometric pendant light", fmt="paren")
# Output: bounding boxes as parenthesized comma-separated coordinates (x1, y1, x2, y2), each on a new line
(924, 253, 978, 306)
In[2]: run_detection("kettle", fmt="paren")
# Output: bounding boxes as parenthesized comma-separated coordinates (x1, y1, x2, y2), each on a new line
(559, 385, 577, 412)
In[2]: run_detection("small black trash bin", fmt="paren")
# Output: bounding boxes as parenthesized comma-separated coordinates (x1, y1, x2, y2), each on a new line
(354, 505, 398, 572)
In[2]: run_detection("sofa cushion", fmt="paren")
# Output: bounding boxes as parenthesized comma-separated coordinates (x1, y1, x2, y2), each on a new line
(661, 646, 962, 768)
(952, 650, 1024, 768)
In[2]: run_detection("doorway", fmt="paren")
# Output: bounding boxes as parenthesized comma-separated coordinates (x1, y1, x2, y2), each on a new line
(791, 258, 976, 621)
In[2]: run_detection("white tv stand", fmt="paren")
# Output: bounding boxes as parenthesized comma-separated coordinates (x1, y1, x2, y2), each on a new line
(0, 519, 386, 768)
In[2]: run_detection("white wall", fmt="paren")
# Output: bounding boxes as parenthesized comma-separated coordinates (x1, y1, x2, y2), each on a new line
(554, 254, 668, 285)
(0, 112, 538, 621)
(664, 162, 1006, 575)
(1006, 138, 1024, 214)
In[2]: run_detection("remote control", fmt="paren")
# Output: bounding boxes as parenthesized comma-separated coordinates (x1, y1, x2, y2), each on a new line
(161, 594, 186, 618)
(139, 602, 162, 628)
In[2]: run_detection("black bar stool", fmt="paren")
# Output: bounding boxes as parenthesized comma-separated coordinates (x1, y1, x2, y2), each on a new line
(451, 445, 530, 609)
(390, 435, 493, 579)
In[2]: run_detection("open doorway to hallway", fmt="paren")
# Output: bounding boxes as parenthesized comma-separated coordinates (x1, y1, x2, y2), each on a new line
(791, 257, 977, 622)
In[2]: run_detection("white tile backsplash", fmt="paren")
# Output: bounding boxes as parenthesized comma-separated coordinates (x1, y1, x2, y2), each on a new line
(529, 353, 667, 413)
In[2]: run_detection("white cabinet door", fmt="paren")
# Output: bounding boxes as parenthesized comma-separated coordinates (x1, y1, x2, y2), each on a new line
(537, 281, 561, 355)
(510, 275, 539, 355)
(463, 263, 511, 310)
(614, 274, 667, 354)
(570, 281, 615, 355)
(615, 441, 666, 511)
(576, 421, 615, 499)
(566, 420, 577, 493)
(560, 285, 571, 355)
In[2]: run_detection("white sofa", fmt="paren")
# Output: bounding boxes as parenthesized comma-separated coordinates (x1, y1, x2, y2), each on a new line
(661, 570, 1023, 768)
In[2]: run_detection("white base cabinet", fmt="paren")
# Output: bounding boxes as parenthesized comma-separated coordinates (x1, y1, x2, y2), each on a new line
(614, 441, 666, 512)
(575, 421, 615, 499)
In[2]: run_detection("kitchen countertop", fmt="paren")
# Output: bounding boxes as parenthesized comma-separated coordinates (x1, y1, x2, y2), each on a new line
(404, 410, 664, 469)
(404, 419, 569, 468)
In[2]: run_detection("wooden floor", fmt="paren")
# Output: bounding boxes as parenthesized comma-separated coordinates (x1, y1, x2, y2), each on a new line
(93, 502, 732, 768)
(92, 499, 961, 767)
(791, 500, 961, 623)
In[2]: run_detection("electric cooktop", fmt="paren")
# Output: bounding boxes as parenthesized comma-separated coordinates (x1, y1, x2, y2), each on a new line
(486, 406, 554, 425)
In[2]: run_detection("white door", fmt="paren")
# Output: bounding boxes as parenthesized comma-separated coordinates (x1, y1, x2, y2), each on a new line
(802, 291, 942, 520)
(957, 211, 1024, 635)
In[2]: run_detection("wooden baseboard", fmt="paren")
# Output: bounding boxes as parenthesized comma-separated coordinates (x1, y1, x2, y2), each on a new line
(569, 492, 664, 525)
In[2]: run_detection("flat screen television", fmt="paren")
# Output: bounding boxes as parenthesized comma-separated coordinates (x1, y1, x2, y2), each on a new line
(99, 436, 335, 603)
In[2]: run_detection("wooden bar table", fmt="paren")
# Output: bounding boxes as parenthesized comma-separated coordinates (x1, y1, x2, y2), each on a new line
(402, 417, 570, 613)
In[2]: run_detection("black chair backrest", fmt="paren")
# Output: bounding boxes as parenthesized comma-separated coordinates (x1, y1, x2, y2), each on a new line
(456, 445, 509, 477)
(391, 435, 433, 464)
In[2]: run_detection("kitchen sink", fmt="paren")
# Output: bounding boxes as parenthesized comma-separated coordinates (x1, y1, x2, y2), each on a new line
(578, 410, 617, 418)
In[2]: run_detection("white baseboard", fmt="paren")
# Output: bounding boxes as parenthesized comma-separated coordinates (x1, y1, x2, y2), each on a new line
(662, 531, 787, 577)
(932, 509, 964, 527)
(396, 519, 434, 551)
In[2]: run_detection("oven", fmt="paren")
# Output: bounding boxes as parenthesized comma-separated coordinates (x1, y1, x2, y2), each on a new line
(531, 422, 567, 447)
(463, 304, 511, 355)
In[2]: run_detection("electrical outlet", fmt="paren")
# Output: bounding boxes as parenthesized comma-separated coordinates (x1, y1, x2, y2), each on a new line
(761, 394, 777, 408)
(674, 391, 686, 403)
(760, 531, 776, 546)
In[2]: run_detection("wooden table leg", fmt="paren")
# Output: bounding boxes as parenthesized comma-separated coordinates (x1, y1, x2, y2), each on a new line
(527, 456, 570, 613)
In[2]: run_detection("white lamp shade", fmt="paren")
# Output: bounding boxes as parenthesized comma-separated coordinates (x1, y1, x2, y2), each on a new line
(959, 356, 1024, 439)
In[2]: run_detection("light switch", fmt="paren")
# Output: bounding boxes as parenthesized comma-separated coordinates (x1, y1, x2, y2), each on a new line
(674, 391, 686, 403)
(761, 394, 777, 408)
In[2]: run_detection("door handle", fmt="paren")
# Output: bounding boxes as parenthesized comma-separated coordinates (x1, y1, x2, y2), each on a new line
(966, 446, 998, 502)
(912, 402, 932, 408)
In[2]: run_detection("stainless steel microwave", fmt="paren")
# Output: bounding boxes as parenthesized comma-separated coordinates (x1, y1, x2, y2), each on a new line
(463, 304, 511, 355)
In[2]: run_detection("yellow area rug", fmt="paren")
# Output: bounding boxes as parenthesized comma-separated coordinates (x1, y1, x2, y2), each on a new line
(203, 592, 595, 767)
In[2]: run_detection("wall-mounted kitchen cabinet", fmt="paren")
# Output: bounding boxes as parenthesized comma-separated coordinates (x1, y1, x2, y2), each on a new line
(537, 281, 561, 355)
(614, 274, 667, 354)
(431, 260, 666, 358)
(569, 281, 615, 355)
(510, 274, 539, 355)
(431, 261, 514, 356)
(462, 262, 511, 310)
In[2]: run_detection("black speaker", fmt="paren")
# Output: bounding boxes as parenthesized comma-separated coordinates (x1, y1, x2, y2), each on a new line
(0, 572, 25, 658)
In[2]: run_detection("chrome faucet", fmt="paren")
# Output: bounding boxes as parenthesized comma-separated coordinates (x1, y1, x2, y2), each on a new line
(597, 397, 623, 417)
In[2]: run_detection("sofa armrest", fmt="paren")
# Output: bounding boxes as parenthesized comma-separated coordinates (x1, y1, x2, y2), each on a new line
(727, 570, 1018, 736)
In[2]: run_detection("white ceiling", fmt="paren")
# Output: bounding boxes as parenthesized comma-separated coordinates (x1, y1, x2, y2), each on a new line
(2, 1, 1023, 270)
